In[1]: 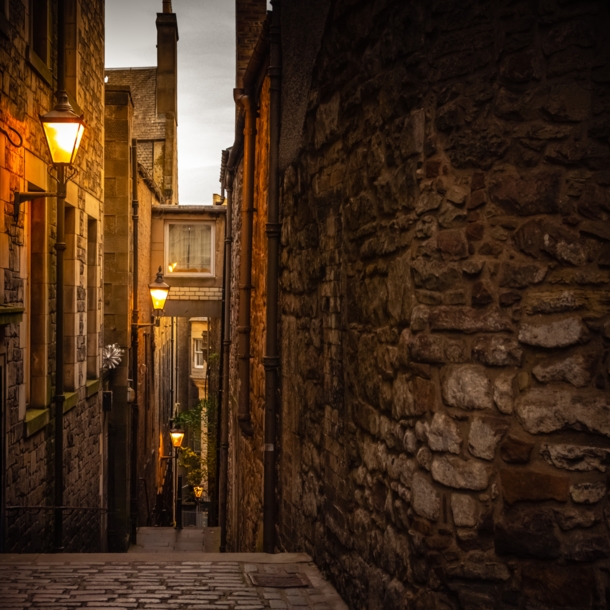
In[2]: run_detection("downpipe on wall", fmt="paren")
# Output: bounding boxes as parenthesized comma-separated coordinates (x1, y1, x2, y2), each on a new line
(263, 0, 281, 554)
(219, 165, 233, 552)
(235, 89, 255, 438)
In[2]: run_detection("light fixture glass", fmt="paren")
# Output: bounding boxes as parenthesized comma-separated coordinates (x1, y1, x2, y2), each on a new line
(193, 486, 204, 499)
(39, 92, 86, 166)
(169, 426, 185, 448)
(149, 266, 170, 313)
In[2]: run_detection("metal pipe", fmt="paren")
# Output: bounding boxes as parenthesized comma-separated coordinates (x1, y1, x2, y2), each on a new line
(219, 167, 233, 552)
(129, 141, 139, 545)
(53, 0, 67, 555)
(234, 89, 255, 438)
(53, 166, 66, 553)
(263, 0, 281, 554)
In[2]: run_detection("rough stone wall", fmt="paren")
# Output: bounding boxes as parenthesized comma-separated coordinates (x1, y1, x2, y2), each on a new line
(226, 74, 271, 551)
(277, 1, 610, 608)
(0, 0, 105, 552)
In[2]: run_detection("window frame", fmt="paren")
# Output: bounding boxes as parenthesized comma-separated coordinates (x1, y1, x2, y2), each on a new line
(28, 0, 53, 86)
(164, 221, 215, 278)
(0, 0, 9, 37)
(192, 337, 204, 369)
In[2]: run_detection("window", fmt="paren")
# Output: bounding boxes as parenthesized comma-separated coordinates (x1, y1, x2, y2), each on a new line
(193, 338, 204, 369)
(29, 0, 52, 85)
(0, 0, 9, 37)
(165, 222, 214, 276)
(31, 0, 50, 64)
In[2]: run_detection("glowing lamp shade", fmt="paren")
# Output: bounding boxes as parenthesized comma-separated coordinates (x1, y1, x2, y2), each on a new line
(193, 486, 204, 499)
(169, 426, 185, 448)
(39, 92, 86, 166)
(149, 266, 170, 313)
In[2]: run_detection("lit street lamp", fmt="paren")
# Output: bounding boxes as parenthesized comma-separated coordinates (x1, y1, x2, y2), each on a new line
(149, 267, 171, 326)
(169, 425, 184, 529)
(13, 90, 86, 553)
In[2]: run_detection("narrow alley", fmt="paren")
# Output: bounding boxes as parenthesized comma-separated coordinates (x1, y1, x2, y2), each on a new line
(1, 0, 609, 609)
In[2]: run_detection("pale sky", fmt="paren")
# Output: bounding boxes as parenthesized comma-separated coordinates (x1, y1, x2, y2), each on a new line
(105, 0, 237, 205)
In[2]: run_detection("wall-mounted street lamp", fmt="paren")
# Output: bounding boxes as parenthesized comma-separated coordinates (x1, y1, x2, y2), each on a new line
(149, 267, 170, 327)
(11, 90, 87, 553)
(193, 485, 204, 500)
(169, 425, 185, 448)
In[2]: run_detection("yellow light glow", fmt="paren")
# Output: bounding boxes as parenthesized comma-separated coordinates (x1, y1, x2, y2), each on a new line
(193, 486, 204, 499)
(169, 427, 184, 448)
(42, 121, 83, 165)
(150, 287, 169, 311)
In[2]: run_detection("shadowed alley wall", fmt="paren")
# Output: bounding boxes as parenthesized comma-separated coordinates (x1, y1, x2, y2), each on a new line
(228, 0, 610, 608)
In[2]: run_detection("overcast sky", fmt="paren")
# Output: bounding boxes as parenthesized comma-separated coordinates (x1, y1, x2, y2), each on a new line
(105, 0, 237, 205)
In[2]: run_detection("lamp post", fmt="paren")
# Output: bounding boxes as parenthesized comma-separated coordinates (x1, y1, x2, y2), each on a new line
(13, 90, 86, 553)
(193, 485, 204, 527)
(169, 425, 184, 529)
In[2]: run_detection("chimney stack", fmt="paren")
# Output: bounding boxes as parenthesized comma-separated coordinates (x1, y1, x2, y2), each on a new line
(236, 0, 267, 88)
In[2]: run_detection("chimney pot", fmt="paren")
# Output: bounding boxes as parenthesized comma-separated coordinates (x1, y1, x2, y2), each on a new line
(163, 0, 172, 13)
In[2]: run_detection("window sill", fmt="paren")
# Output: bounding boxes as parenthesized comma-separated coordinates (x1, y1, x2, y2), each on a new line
(27, 46, 53, 88)
(86, 378, 101, 398)
(63, 390, 78, 413)
(24, 408, 50, 438)
(0, 304, 24, 325)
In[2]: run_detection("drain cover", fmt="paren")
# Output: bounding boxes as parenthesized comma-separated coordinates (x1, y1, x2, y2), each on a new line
(249, 573, 310, 588)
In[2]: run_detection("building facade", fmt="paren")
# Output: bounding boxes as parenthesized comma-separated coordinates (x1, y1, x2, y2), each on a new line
(224, 0, 610, 608)
(0, 0, 105, 552)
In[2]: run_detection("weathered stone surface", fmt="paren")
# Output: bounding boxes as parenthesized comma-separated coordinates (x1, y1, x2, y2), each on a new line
(540, 82, 591, 123)
(442, 364, 493, 411)
(532, 351, 598, 387)
(495, 510, 561, 559)
(570, 482, 607, 504)
(416, 446, 432, 471)
(446, 556, 510, 581)
(518, 316, 589, 348)
(462, 259, 484, 275)
(471, 281, 494, 307)
(553, 508, 599, 531)
(513, 218, 589, 266)
(411, 472, 440, 521)
(468, 417, 509, 461)
(412, 376, 436, 413)
(500, 435, 534, 464)
(499, 262, 548, 288)
(410, 305, 429, 332)
(489, 169, 561, 215)
(451, 494, 478, 527)
(472, 336, 523, 367)
(392, 374, 420, 419)
(415, 186, 443, 216)
(516, 387, 610, 438)
(431, 456, 489, 491)
(408, 333, 445, 364)
(564, 531, 610, 562)
(540, 444, 610, 472)
(426, 413, 462, 454)
(501, 469, 569, 505)
(493, 370, 516, 415)
(436, 229, 469, 260)
(412, 257, 461, 291)
(446, 185, 468, 205)
(522, 564, 595, 609)
(430, 306, 513, 333)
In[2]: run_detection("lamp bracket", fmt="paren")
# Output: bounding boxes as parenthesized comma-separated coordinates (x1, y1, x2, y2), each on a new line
(13, 191, 57, 219)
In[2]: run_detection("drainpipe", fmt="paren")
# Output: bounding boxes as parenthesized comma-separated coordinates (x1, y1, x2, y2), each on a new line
(263, 0, 281, 554)
(219, 164, 233, 552)
(53, 0, 67, 554)
(234, 89, 255, 438)
(129, 140, 139, 545)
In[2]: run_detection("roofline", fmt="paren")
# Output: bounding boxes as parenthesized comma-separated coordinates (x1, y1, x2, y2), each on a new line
(105, 66, 158, 72)
(152, 205, 227, 216)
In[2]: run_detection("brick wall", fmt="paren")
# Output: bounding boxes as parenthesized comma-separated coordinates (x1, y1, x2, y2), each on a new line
(274, 1, 610, 608)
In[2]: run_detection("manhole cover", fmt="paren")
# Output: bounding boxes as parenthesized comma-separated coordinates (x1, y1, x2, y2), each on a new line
(249, 573, 310, 588)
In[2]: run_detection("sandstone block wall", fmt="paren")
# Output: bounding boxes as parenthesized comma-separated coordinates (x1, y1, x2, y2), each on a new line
(0, 0, 105, 552)
(277, 0, 610, 608)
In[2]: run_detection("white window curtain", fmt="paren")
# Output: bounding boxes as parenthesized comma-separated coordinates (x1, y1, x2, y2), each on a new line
(168, 223, 212, 273)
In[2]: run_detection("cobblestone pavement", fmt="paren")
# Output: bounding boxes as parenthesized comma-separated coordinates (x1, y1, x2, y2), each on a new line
(0, 552, 348, 610)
